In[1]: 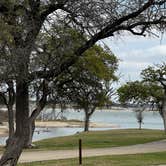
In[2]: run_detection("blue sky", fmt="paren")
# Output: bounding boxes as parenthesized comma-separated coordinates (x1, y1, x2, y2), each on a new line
(103, 34, 166, 87)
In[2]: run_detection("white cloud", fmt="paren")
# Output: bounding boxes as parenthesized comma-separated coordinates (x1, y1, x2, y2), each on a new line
(103, 35, 166, 86)
(120, 44, 166, 63)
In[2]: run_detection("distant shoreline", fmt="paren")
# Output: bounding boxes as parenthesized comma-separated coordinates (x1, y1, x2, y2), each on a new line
(0, 126, 8, 137)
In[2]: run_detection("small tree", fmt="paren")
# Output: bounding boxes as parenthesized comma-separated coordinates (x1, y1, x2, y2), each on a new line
(117, 80, 165, 132)
(141, 63, 166, 132)
(118, 81, 149, 130)
(135, 108, 145, 130)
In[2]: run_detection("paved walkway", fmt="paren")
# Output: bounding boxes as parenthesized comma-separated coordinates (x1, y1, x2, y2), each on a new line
(0, 140, 166, 163)
(14, 139, 166, 163)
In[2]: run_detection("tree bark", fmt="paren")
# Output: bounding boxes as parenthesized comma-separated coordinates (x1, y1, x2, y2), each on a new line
(162, 115, 166, 134)
(159, 93, 166, 134)
(84, 112, 90, 132)
(6, 105, 15, 147)
(0, 81, 30, 166)
(24, 120, 35, 148)
(162, 96, 166, 133)
(24, 80, 48, 147)
(139, 122, 142, 130)
(84, 107, 96, 132)
(0, 135, 25, 166)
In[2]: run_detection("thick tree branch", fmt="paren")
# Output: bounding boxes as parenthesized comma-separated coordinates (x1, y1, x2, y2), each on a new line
(28, 0, 166, 83)
(7, 81, 15, 106)
(40, 2, 66, 21)
(29, 80, 48, 122)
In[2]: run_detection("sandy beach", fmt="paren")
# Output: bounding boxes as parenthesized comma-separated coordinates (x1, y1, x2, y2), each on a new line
(0, 124, 8, 137)
(0, 120, 119, 137)
(35, 120, 119, 128)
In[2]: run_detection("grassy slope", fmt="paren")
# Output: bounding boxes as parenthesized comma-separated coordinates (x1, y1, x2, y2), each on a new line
(33, 129, 166, 150)
(19, 151, 166, 166)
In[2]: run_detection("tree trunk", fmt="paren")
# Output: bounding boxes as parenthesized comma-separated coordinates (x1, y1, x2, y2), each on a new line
(84, 107, 96, 132)
(159, 94, 166, 134)
(139, 122, 142, 130)
(84, 112, 90, 132)
(24, 120, 35, 148)
(162, 97, 166, 133)
(0, 81, 30, 166)
(162, 115, 166, 134)
(0, 135, 25, 166)
(6, 105, 15, 147)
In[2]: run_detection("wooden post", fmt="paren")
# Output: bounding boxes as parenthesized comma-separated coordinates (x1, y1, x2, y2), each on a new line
(79, 139, 82, 165)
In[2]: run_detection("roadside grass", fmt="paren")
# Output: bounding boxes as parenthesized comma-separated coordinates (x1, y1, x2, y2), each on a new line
(19, 151, 166, 166)
(32, 129, 166, 151)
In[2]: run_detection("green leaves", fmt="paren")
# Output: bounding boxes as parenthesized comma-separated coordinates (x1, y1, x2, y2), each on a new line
(118, 63, 166, 108)
(80, 45, 118, 81)
(141, 63, 166, 87)
(117, 81, 149, 104)
(0, 19, 14, 44)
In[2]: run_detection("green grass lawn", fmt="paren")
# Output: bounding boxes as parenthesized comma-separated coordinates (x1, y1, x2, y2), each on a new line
(19, 151, 166, 166)
(32, 129, 166, 150)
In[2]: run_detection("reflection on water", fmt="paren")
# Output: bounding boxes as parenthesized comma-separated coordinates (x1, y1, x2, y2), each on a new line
(0, 109, 163, 145)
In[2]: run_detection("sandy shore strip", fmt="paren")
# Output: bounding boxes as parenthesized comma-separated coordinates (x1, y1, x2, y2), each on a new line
(35, 120, 120, 128)
(0, 125, 8, 137)
(0, 120, 120, 137)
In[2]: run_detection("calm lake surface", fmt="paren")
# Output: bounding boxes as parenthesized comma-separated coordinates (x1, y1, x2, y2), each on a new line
(0, 108, 163, 145)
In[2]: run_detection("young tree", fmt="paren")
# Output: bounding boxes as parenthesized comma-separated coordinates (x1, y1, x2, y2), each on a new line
(135, 109, 144, 130)
(141, 63, 166, 132)
(0, 1, 166, 165)
(117, 80, 165, 131)
(117, 81, 149, 129)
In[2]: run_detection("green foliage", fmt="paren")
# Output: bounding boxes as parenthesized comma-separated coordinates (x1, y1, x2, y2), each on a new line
(33, 26, 86, 72)
(118, 63, 166, 112)
(39, 27, 118, 111)
(117, 81, 149, 104)
(0, 19, 14, 44)
(68, 45, 118, 110)
(117, 80, 164, 109)
(141, 63, 166, 87)
(82, 45, 118, 81)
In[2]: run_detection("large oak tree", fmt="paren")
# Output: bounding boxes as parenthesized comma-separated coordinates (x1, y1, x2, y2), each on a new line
(0, 0, 166, 165)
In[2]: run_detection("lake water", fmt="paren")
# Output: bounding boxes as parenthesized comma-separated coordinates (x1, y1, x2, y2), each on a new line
(0, 108, 163, 145)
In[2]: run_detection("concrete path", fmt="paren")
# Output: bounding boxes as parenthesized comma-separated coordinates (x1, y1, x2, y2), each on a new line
(0, 140, 166, 163)
(14, 139, 166, 163)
